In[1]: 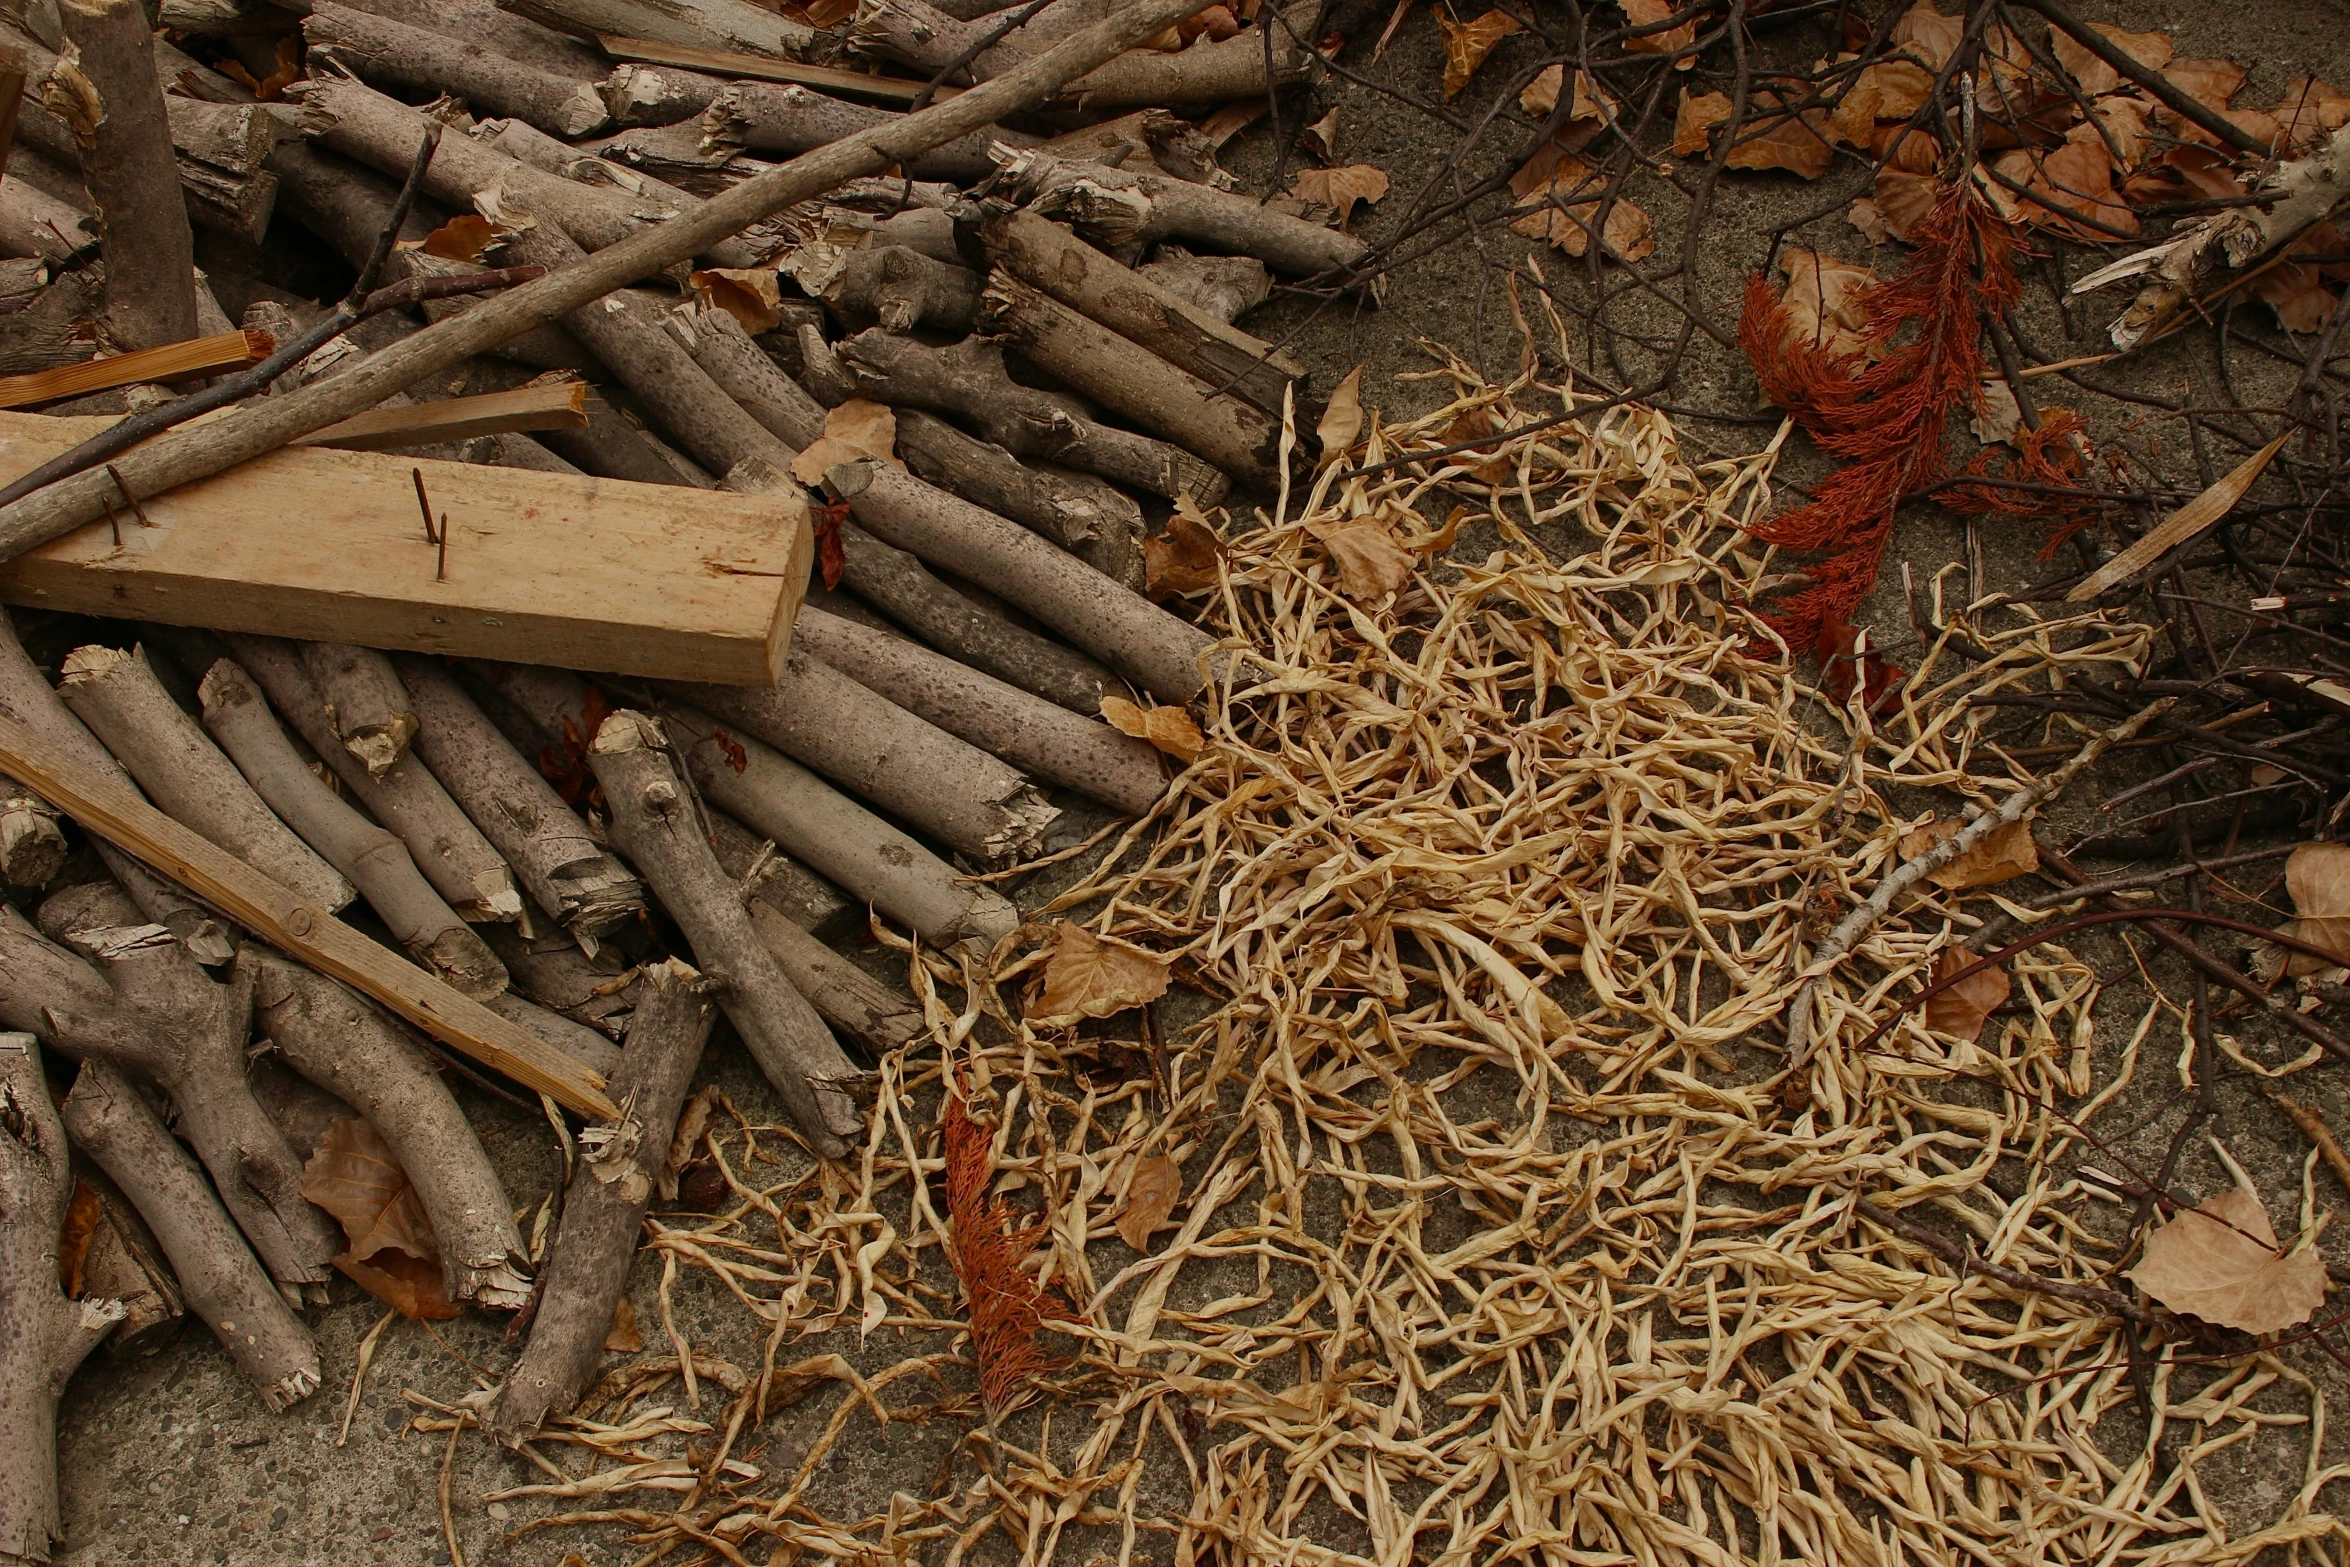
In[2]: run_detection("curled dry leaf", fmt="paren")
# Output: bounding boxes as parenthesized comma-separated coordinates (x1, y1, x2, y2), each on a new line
(1871, 167, 1938, 241)
(1116, 1154, 1181, 1251)
(1101, 696, 1204, 763)
(2275, 75, 2350, 151)
(1828, 56, 1934, 148)
(2086, 96, 2155, 171)
(790, 397, 901, 487)
(301, 1117, 459, 1320)
(1309, 515, 1415, 600)
(1436, 9, 1520, 99)
(1889, 0, 1963, 70)
(604, 1295, 645, 1353)
(1317, 365, 1364, 467)
(1300, 106, 1341, 162)
(1922, 949, 2009, 1044)
(690, 267, 783, 335)
(1847, 198, 1890, 246)
(2279, 841, 2350, 976)
(1673, 89, 1731, 157)
(1898, 814, 2039, 889)
(418, 214, 510, 264)
(1987, 132, 2137, 242)
(2129, 1185, 2326, 1335)
(1145, 504, 1223, 600)
(1724, 91, 1835, 180)
(1970, 378, 2025, 446)
(2049, 22, 2171, 97)
(1523, 65, 1616, 146)
(1508, 149, 1654, 261)
(1442, 405, 1513, 482)
(1033, 922, 1171, 1024)
(1773, 248, 1879, 360)
(1618, 0, 1693, 62)
(1287, 165, 1389, 228)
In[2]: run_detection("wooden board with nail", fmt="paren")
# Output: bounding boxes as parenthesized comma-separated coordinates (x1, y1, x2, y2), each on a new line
(0, 411, 810, 683)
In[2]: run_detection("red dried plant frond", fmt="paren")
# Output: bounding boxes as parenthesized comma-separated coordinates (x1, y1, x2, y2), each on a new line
(1739, 181, 2023, 651)
(943, 1086, 1068, 1421)
(1945, 407, 2107, 559)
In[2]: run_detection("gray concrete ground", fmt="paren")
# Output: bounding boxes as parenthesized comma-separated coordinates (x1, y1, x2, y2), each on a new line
(36, 1, 2350, 1562)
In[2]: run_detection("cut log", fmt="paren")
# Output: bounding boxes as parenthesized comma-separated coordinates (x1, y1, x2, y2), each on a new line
(0, 260, 38, 317)
(58, 644, 355, 913)
(58, 1057, 319, 1410)
(535, 392, 715, 487)
(833, 328, 1226, 503)
(0, 0, 1222, 560)
(481, 923, 634, 1039)
(669, 648, 1058, 863)
(1057, 4, 1317, 108)
(0, 173, 95, 265)
(981, 269, 1282, 486)
(701, 82, 1033, 182)
(0, 1031, 127, 1563)
(0, 415, 808, 684)
(243, 950, 529, 1308)
(266, 140, 444, 274)
(814, 243, 980, 333)
(1041, 107, 1223, 184)
(14, 885, 342, 1294)
(392, 653, 643, 941)
(296, 641, 415, 779)
(598, 62, 725, 129)
(892, 409, 1144, 589)
(1138, 246, 1271, 324)
(587, 712, 864, 1156)
(0, 329, 266, 410)
(219, 634, 524, 926)
(485, 989, 623, 1077)
(64, 1164, 185, 1361)
(160, 96, 282, 245)
(997, 148, 1369, 280)
(651, 696, 1018, 945)
(486, 957, 711, 1439)
(304, 3, 612, 140)
(596, 33, 962, 104)
(496, 0, 814, 60)
(975, 203, 1297, 410)
(335, 0, 609, 80)
(846, 0, 1033, 81)
(44, 0, 196, 349)
(197, 659, 509, 1002)
(793, 603, 1163, 815)
(703, 808, 858, 942)
(0, 783, 56, 883)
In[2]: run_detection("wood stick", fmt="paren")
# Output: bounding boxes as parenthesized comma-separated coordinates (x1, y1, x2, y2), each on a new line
(703, 808, 855, 941)
(293, 382, 591, 453)
(218, 633, 526, 924)
(18, 884, 345, 1293)
(0, 329, 265, 410)
(44, 0, 196, 350)
(59, 1058, 320, 1410)
(335, 0, 609, 80)
(997, 147, 1368, 280)
(501, 0, 814, 60)
(199, 659, 509, 1002)
(893, 409, 1145, 590)
(0, 175, 96, 266)
(812, 243, 982, 332)
(0, 0, 1216, 561)
(1056, 3, 1317, 108)
(0, 787, 59, 885)
(834, 326, 1227, 503)
(651, 696, 1019, 945)
(981, 269, 1283, 487)
(588, 712, 863, 1156)
(486, 957, 712, 1440)
(65, 1162, 184, 1361)
(669, 652, 1057, 864)
(1139, 247, 1271, 325)
(596, 34, 961, 104)
(480, 923, 634, 1040)
(0, 46, 24, 176)
(243, 950, 530, 1309)
(304, 3, 612, 139)
(392, 654, 642, 942)
(976, 202, 1298, 408)
(702, 82, 1031, 182)
(297, 641, 416, 780)
(58, 644, 356, 913)
(0, 706, 619, 1116)
(0, 1032, 128, 1562)
(793, 604, 1164, 816)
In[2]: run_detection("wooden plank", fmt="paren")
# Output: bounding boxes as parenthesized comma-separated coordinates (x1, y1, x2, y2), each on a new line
(595, 33, 958, 104)
(293, 382, 592, 453)
(0, 708, 618, 1119)
(2066, 433, 2289, 602)
(0, 410, 809, 684)
(0, 330, 268, 411)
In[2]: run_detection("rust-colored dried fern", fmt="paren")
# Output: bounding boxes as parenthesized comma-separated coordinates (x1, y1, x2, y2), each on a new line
(1945, 406, 2105, 559)
(1740, 179, 2021, 652)
(943, 1084, 1066, 1420)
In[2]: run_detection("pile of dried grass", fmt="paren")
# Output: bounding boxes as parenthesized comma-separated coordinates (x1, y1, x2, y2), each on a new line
(512, 342, 2350, 1567)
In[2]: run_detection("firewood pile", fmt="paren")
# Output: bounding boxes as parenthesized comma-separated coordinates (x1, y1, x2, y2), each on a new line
(0, 0, 1347, 1550)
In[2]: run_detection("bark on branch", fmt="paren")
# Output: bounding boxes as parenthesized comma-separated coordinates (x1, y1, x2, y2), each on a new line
(296, 642, 416, 781)
(304, 2, 611, 140)
(995, 147, 1369, 281)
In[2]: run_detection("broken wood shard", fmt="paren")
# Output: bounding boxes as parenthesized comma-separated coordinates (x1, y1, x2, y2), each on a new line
(0, 411, 809, 685)
(0, 328, 266, 410)
(596, 33, 960, 104)
(293, 382, 591, 453)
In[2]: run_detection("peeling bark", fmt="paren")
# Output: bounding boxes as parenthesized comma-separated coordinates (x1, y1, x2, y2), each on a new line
(295, 641, 416, 781)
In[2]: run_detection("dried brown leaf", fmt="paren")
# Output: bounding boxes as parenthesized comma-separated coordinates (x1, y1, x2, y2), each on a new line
(2086, 95, 2156, 169)
(1508, 149, 1655, 260)
(1673, 88, 1731, 157)
(790, 397, 901, 487)
(1116, 1155, 1181, 1251)
(1923, 949, 2009, 1044)
(1898, 815, 2039, 889)
(1890, 0, 1963, 70)
(1034, 923, 1171, 1023)
(1773, 247, 1880, 360)
(1287, 164, 1389, 227)
(1847, 198, 1890, 245)
(1723, 91, 1835, 179)
(1309, 515, 1415, 600)
(2163, 57, 2247, 114)
(1300, 106, 1341, 162)
(1145, 505, 1223, 600)
(418, 215, 510, 264)
(58, 1179, 101, 1296)
(2251, 262, 2338, 334)
(2129, 1185, 2326, 1334)
(303, 1117, 438, 1268)
(1619, 0, 1693, 61)
(1988, 133, 2136, 242)
(2049, 23, 2171, 97)
(1442, 406, 1513, 481)
(690, 266, 783, 336)
(2280, 842, 2350, 976)
(604, 1296, 645, 1353)
(1101, 696, 1203, 763)
(1317, 365, 1364, 467)
(1871, 166, 1939, 240)
(1437, 9, 1520, 98)
(334, 1250, 460, 1322)
(1970, 378, 2025, 445)
(2275, 75, 2350, 151)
